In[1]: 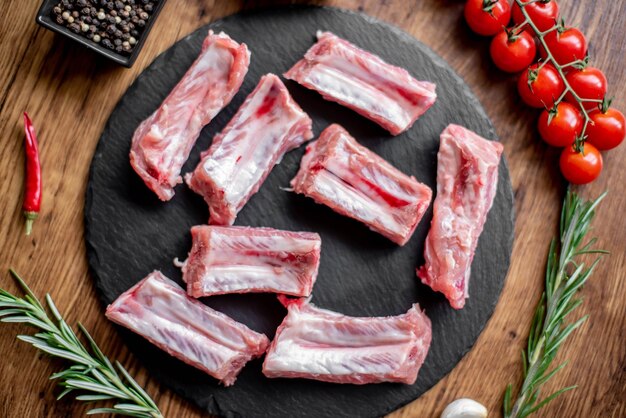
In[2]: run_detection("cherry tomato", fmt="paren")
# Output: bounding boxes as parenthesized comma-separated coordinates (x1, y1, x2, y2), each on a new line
(518, 64, 565, 108)
(565, 67, 608, 110)
(512, 0, 559, 32)
(538, 103, 583, 147)
(540, 27, 587, 65)
(586, 108, 626, 150)
(464, 0, 512, 36)
(559, 142, 603, 184)
(490, 30, 536, 73)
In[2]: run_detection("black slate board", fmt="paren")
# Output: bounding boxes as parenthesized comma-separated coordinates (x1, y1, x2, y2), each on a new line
(85, 6, 515, 418)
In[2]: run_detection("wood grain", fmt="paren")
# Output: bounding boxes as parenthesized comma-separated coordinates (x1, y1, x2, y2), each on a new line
(0, 1, 624, 417)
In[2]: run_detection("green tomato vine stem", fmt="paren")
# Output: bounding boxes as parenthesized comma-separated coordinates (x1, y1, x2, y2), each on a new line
(513, 0, 601, 153)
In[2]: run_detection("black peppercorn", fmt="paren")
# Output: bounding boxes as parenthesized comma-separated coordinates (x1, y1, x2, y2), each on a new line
(110, 10, 117, 17)
(106, 24, 116, 34)
(115, 1, 124, 9)
(130, 29, 139, 37)
(102, 38, 114, 49)
(56, 16, 64, 24)
(115, 45, 123, 53)
(144, 4, 152, 12)
(114, 38, 122, 46)
(71, 10, 79, 18)
(68, 22, 81, 33)
(137, 19, 145, 27)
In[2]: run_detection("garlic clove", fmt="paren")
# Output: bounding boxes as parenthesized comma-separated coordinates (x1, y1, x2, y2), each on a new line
(440, 398, 488, 418)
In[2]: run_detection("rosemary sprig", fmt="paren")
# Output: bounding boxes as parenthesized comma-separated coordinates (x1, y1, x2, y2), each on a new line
(503, 190, 607, 418)
(0, 269, 163, 418)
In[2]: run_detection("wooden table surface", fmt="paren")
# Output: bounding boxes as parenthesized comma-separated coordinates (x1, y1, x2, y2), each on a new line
(0, 1, 624, 417)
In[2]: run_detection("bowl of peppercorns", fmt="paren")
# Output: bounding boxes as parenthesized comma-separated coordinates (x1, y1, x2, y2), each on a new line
(36, 0, 165, 67)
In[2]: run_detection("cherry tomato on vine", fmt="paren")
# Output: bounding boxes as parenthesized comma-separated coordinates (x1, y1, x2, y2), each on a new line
(518, 64, 565, 108)
(490, 30, 537, 73)
(559, 142, 603, 184)
(512, 0, 559, 32)
(464, 0, 512, 36)
(586, 108, 626, 150)
(538, 102, 583, 147)
(565, 67, 608, 110)
(540, 27, 587, 65)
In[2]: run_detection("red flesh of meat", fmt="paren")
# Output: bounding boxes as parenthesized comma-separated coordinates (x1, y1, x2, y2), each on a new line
(181, 226, 321, 298)
(130, 31, 250, 201)
(290, 124, 432, 245)
(417, 124, 504, 310)
(185, 74, 314, 225)
(105, 271, 269, 386)
(262, 297, 432, 385)
(284, 31, 437, 135)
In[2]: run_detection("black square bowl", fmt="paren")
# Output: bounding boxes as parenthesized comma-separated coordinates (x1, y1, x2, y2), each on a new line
(36, 0, 167, 68)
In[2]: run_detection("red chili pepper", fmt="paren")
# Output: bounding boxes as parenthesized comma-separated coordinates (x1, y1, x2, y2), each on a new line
(22, 112, 42, 236)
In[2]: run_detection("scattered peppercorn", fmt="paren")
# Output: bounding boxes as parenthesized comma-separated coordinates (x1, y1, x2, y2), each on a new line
(50, 0, 158, 56)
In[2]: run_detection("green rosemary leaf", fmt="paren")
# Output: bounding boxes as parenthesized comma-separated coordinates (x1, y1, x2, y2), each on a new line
(1, 316, 56, 332)
(86, 407, 150, 417)
(9, 269, 45, 311)
(116, 362, 159, 410)
(64, 379, 129, 399)
(0, 308, 29, 317)
(531, 361, 568, 389)
(114, 403, 156, 412)
(526, 386, 578, 415)
(56, 387, 74, 401)
(75, 394, 116, 402)
(79, 323, 115, 370)
(45, 294, 63, 322)
(33, 343, 97, 366)
(16, 334, 45, 345)
(544, 316, 588, 357)
(503, 384, 513, 415)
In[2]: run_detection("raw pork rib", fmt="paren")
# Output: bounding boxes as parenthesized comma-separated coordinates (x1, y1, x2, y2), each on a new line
(180, 225, 321, 298)
(186, 74, 314, 225)
(290, 124, 432, 245)
(105, 271, 269, 386)
(262, 298, 432, 385)
(130, 30, 250, 201)
(284, 31, 437, 135)
(417, 124, 503, 310)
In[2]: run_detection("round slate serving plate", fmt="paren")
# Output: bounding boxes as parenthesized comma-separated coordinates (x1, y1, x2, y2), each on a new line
(85, 6, 514, 418)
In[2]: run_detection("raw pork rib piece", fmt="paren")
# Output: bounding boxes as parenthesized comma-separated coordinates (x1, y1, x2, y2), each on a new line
(130, 30, 250, 201)
(105, 271, 269, 386)
(263, 297, 432, 385)
(290, 124, 432, 245)
(284, 31, 437, 135)
(417, 124, 504, 310)
(180, 225, 321, 298)
(186, 74, 314, 225)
